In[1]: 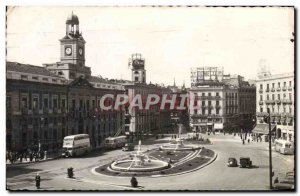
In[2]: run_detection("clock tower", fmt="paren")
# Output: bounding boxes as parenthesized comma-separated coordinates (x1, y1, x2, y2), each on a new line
(60, 12, 85, 67)
(130, 53, 146, 84)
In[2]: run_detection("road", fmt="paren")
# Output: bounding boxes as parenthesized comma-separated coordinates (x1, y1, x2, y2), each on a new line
(6, 134, 294, 191)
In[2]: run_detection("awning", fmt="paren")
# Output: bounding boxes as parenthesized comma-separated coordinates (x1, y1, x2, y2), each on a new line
(207, 122, 213, 126)
(252, 124, 276, 134)
(214, 123, 223, 130)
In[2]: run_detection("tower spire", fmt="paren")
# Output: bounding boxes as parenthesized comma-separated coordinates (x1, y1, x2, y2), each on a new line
(173, 77, 176, 87)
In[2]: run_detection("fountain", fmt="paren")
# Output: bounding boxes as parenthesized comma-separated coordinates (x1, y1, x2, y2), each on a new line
(160, 124, 201, 151)
(110, 140, 170, 172)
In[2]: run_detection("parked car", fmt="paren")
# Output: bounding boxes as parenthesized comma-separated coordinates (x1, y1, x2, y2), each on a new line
(122, 143, 135, 151)
(227, 157, 238, 167)
(239, 157, 252, 168)
(274, 182, 294, 190)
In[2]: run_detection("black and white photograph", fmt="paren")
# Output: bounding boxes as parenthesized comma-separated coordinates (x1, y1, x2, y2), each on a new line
(5, 5, 295, 191)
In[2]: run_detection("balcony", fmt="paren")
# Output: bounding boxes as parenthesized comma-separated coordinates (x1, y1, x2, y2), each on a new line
(33, 108, 39, 115)
(288, 86, 293, 91)
(216, 105, 221, 109)
(282, 86, 287, 91)
(265, 88, 270, 92)
(43, 108, 49, 114)
(53, 108, 61, 114)
(215, 96, 221, 100)
(282, 99, 292, 104)
(271, 88, 275, 92)
(277, 87, 281, 92)
(259, 101, 264, 105)
(275, 100, 281, 105)
(191, 114, 207, 118)
(265, 100, 272, 105)
(259, 89, 263, 93)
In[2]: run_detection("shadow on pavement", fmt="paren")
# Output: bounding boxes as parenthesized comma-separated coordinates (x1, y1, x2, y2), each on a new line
(7, 167, 43, 178)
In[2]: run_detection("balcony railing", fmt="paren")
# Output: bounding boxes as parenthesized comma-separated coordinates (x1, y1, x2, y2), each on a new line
(271, 88, 275, 92)
(275, 100, 281, 105)
(277, 87, 281, 92)
(259, 101, 264, 105)
(265, 88, 270, 92)
(288, 86, 293, 91)
(259, 89, 263, 93)
(282, 86, 287, 91)
(282, 99, 292, 104)
(265, 100, 273, 105)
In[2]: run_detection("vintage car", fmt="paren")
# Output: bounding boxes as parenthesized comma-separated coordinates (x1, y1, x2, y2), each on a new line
(239, 157, 252, 168)
(227, 157, 238, 167)
(122, 143, 135, 151)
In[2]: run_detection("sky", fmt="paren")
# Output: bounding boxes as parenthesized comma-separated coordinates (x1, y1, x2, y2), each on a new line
(6, 6, 294, 87)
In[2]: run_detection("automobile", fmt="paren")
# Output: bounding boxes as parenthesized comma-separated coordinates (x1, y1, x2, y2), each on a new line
(239, 157, 252, 168)
(122, 143, 135, 151)
(273, 182, 294, 190)
(227, 157, 238, 167)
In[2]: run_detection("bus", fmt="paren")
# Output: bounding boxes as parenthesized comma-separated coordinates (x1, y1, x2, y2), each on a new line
(275, 139, 294, 155)
(104, 136, 127, 149)
(62, 134, 91, 157)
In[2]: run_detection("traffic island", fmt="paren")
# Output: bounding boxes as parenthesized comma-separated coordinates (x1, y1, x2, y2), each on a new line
(93, 147, 216, 177)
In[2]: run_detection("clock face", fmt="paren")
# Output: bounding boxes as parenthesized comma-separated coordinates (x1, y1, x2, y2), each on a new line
(65, 47, 72, 55)
(79, 48, 83, 55)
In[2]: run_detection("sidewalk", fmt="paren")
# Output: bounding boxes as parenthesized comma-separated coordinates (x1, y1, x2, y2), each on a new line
(6, 152, 61, 166)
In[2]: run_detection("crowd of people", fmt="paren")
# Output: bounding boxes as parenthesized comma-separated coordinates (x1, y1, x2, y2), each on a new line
(6, 150, 49, 164)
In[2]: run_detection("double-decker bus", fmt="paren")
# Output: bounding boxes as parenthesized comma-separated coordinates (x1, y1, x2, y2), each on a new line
(62, 134, 91, 157)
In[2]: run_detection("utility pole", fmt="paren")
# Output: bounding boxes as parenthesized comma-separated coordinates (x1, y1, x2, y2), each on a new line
(267, 108, 273, 190)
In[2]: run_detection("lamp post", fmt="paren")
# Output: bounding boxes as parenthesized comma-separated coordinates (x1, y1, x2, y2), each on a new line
(267, 108, 273, 190)
(39, 117, 44, 153)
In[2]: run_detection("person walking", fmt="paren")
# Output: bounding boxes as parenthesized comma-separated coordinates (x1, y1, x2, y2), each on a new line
(35, 173, 41, 189)
(131, 174, 138, 187)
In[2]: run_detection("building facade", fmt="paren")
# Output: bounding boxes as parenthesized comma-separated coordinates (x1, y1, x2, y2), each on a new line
(122, 54, 172, 139)
(255, 72, 294, 142)
(6, 13, 125, 152)
(189, 67, 256, 133)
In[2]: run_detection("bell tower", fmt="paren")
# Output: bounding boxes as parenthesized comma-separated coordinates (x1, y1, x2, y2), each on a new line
(60, 12, 85, 67)
(129, 53, 146, 84)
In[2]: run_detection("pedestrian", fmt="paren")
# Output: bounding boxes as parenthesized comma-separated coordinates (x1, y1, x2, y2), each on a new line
(274, 177, 279, 184)
(30, 153, 33, 162)
(35, 173, 41, 189)
(131, 174, 138, 187)
(242, 139, 245, 145)
(248, 139, 250, 144)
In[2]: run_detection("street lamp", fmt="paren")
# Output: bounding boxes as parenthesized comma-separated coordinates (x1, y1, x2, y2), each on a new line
(264, 108, 273, 190)
(39, 117, 44, 153)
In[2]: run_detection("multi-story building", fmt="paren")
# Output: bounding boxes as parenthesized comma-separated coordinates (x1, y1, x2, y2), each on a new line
(6, 13, 125, 152)
(122, 54, 172, 140)
(189, 67, 256, 133)
(254, 72, 294, 142)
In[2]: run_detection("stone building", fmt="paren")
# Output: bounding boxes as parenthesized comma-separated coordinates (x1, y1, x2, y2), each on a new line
(254, 72, 294, 142)
(189, 67, 256, 133)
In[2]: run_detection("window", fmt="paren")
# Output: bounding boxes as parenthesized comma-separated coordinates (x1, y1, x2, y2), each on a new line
(208, 93, 211, 97)
(278, 82, 280, 87)
(260, 107, 263, 112)
(52, 79, 57, 82)
(42, 78, 48, 81)
(283, 93, 286, 98)
(283, 106, 286, 113)
(202, 108, 205, 115)
(53, 98, 58, 109)
(216, 101, 219, 105)
(62, 99, 66, 108)
(272, 83, 275, 88)
(208, 101, 211, 106)
(202, 93, 205, 96)
(289, 81, 292, 86)
(267, 84, 269, 89)
(72, 99, 76, 109)
(260, 84, 263, 89)
(284, 82, 286, 87)
(135, 77, 138, 82)
(272, 94, 275, 100)
(33, 97, 38, 110)
(289, 93, 292, 100)
(260, 95, 263, 101)
(21, 97, 28, 108)
(216, 92, 219, 97)
(278, 94, 280, 100)
(21, 75, 28, 79)
(267, 94, 269, 100)
(32, 76, 38, 80)
(202, 101, 205, 106)
(216, 109, 219, 115)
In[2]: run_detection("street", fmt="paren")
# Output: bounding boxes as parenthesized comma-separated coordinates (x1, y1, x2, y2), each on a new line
(6, 133, 294, 191)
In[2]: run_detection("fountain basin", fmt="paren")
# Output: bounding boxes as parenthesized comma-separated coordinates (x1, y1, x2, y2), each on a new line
(110, 159, 170, 172)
